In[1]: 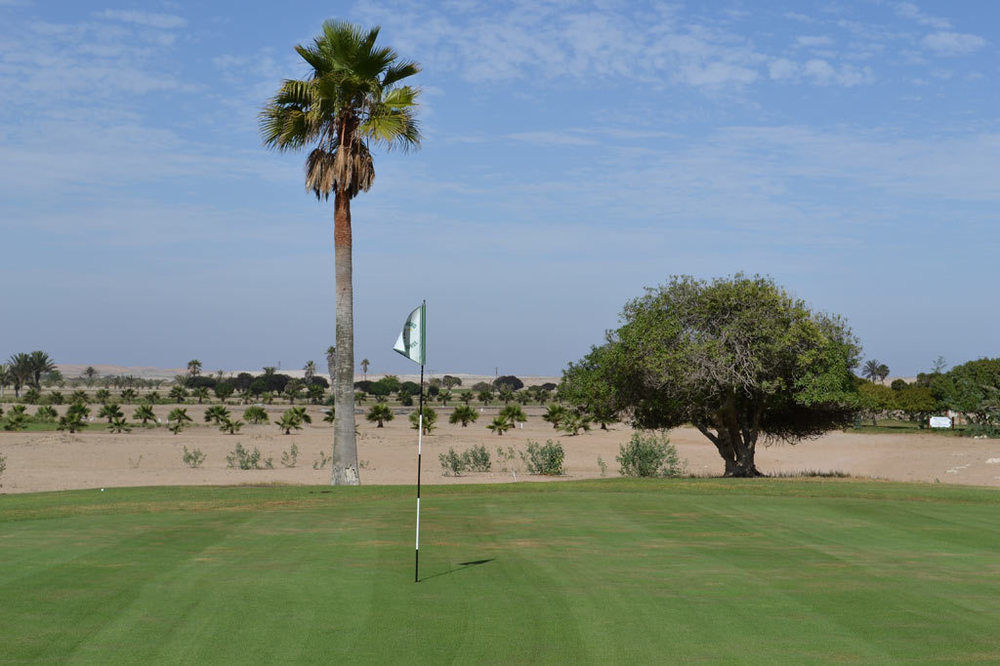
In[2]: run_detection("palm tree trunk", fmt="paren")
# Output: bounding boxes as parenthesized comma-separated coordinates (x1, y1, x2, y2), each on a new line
(331, 190, 359, 485)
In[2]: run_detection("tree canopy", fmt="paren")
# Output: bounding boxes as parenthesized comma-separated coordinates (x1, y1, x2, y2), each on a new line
(561, 275, 861, 477)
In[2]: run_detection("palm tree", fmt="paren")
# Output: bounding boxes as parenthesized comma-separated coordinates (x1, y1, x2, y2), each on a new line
(169, 386, 188, 403)
(366, 403, 393, 427)
(7, 353, 32, 397)
(361, 358, 370, 380)
(0, 363, 10, 399)
(204, 405, 231, 425)
(119, 388, 137, 404)
(449, 404, 478, 427)
(82, 366, 99, 386)
(862, 359, 882, 383)
(487, 416, 512, 436)
(261, 20, 421, 486)
(304, 360, 317, 383)
(98, 403, 124, 424)
(877, 363, 890, 384)
(28, 351, 56, 390)
(133, 403, 157, 425)
(243, 406, 269, 424)
(499, 404, 527, 427)
(187, 359, 202, 378)
(95, 389, 111, 404)
(192, 387, 210, 404)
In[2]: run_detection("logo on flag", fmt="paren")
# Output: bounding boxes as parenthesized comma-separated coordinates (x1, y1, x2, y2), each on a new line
(393, 302, 426, 366)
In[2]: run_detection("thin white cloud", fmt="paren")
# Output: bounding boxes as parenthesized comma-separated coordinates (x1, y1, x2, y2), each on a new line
(506, 131, 597, 146)
(922, 32, 986, 56)
(795, 35, 834, 47)
(95, 10, 187, 30)
(893, 2, 950, 29)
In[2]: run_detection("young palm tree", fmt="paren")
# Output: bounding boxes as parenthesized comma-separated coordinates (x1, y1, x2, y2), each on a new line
(167, 408, 192, 434)
(98, 403, 124, 424)
(243, 406, 269, 424)
(486, 416, 512, 436)
(120, 388, 137, 404)
(261, 20, 421, 486)
(133, 403, 157, 425)
(449, 404, 479, 427)
(366, 403, 393, 427)
(192, 387, 210, 405)
(204, 405, 231, 425)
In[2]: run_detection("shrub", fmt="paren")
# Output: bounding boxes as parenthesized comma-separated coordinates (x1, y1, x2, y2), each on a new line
(312, 450, 331, 470)
(439, 448, 465, 476)
(965, 422, 1000, 439)
(226, 443, 272, 470)
(182, 446, 206, 468)
(167, 408, 191, 434)
(616, 431, 684, 478)
(22, 388, 40, 404)
(281, 443, 299, 467)
(462, 445, 491, 472)
(523, 440, 564, 475)
(46, 391, 64, 405)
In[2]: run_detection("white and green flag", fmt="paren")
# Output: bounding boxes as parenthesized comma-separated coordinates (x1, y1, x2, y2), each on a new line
(393, 302, 425, 366)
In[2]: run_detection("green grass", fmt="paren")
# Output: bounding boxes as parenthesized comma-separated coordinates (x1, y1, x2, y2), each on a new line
(2, 479, 998, 663)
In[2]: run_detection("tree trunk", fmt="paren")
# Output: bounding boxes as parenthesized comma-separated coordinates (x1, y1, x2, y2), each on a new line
(696, 423, 764, 478)
(331, 190, 359, 486)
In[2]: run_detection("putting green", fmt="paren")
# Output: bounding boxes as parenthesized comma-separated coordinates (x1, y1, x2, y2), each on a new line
(1, 479, 998, 663)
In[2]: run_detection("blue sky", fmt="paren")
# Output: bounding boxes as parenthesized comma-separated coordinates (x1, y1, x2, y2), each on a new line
(1, 0, 997, 378)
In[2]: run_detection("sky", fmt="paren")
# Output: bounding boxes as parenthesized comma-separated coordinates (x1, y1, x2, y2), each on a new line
(1, 0, 997, 378)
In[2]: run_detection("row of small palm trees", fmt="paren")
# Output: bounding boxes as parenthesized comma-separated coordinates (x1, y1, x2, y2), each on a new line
(360, 402, 610, 436)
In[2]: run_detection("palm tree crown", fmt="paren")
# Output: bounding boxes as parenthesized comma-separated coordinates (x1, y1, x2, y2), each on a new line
(260, 20, 421, 199)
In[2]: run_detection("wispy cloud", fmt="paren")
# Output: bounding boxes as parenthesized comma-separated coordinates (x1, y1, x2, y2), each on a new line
(893, 2, 951, 30)
(95, 9, 187, 30)
(922, 32, 987, 56)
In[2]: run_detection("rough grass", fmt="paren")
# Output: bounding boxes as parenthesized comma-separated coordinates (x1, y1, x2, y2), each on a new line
(1, 479, 998, 663)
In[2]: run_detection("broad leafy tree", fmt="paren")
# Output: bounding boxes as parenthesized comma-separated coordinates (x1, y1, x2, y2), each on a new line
(562, 275, 861, 477)
(261, 20, 421, 485)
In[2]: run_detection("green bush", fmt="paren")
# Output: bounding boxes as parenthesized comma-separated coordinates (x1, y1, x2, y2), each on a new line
(523, 440, 564, 475)
(965, 422, 1000, 439)
(243, 406, 269, 424)
(281, 443, 299, 468)
(462, 445, 491, 472)
(616, 431, 684, 478)
(439, 448, 465, 476)
(226, 443, 272, 470)
(182, 446, 206, 468)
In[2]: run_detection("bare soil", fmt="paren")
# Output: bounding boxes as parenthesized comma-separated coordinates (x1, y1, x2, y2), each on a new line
(2, 404, 998, 493)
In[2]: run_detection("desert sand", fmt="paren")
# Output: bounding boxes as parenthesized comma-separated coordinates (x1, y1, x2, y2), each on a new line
(2, 403, 999, 494)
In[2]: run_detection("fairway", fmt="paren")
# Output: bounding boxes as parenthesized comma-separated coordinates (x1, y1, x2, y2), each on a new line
(2, 480, 998, 663)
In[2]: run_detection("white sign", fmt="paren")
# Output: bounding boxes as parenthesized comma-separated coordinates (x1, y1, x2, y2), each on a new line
(929, 416, 952, 429)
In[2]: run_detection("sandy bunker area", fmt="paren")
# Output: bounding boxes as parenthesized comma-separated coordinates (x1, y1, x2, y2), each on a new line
(2, 404, 999, 493)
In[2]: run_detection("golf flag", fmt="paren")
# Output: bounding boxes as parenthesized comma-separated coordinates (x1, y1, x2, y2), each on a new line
(393, 302, 425, 366)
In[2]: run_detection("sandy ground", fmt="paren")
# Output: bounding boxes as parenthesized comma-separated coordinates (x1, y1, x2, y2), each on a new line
(2, 404, 999, 494)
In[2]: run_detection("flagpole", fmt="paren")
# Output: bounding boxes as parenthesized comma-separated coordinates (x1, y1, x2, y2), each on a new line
(415, 361, 424, 583)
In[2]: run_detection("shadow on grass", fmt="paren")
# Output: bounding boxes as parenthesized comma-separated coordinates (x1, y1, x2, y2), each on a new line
(420, 558, 495, 582)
